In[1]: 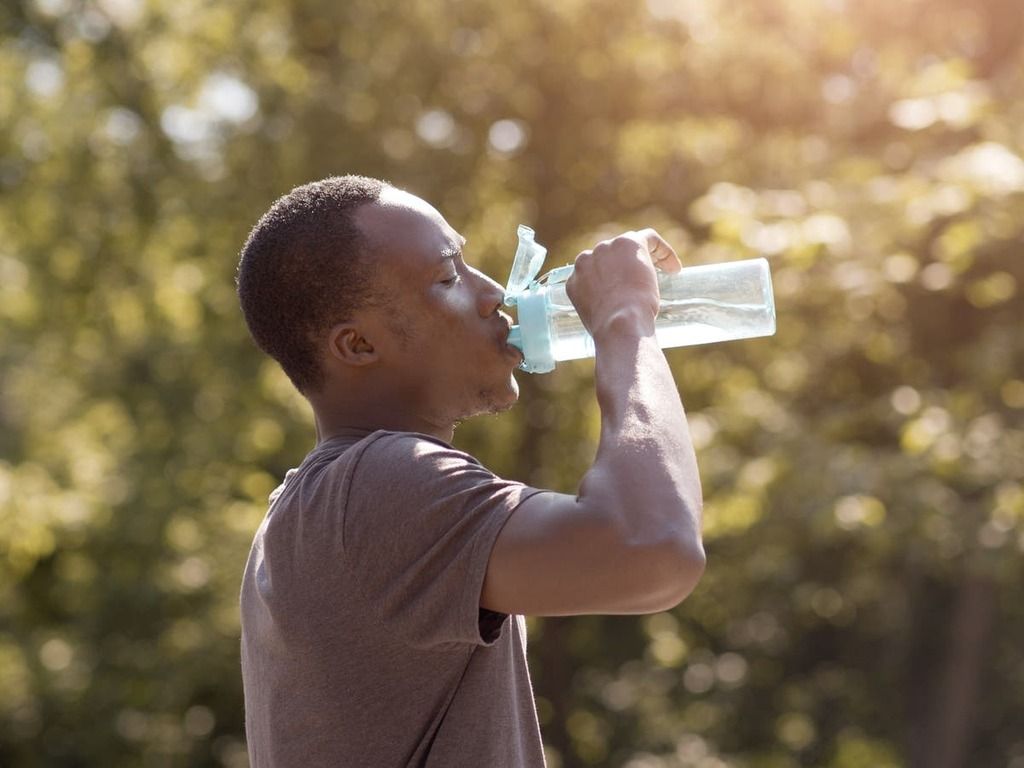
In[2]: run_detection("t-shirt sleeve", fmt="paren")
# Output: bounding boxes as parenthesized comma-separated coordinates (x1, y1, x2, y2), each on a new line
(341, 431, 543, 649)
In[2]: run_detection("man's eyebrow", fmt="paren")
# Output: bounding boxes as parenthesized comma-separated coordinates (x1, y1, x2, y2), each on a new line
(439, 244, 461, 261)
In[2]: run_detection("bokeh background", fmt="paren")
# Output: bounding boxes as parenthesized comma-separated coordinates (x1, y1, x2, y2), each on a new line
(2, 0, 1023, 766)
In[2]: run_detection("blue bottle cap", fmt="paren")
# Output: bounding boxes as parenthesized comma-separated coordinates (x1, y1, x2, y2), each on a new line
(504, 225, 556, 373)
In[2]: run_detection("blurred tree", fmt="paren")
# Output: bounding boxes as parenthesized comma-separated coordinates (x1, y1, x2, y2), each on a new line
(1, 0, 1022, 766)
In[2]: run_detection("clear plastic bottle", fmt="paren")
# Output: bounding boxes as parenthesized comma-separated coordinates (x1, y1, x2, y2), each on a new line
(504, 226, 776, 373)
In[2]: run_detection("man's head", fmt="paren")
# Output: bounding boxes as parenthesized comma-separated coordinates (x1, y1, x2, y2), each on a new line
(237, 175, 387, 394)
(237, 175, 523, 436)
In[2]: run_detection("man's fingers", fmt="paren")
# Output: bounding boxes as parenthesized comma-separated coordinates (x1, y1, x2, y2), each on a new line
(637, 228, 682, 273)
(585, 229, 682, 274)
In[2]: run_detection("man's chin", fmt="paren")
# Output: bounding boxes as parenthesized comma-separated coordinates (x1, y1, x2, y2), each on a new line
(472, 379, 520, 418)
(501, 376, 521, 410)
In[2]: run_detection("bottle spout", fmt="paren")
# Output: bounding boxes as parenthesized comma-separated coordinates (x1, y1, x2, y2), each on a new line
(504, 225, 548, 304)
(507, 325, 523, 352)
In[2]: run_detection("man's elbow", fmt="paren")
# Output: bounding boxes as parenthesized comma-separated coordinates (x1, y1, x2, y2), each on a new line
(591, 497, 706, 614)
(666, 539, 706, 608)
(614, 536, 704, 618)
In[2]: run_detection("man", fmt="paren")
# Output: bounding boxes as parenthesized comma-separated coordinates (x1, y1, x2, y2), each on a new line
(236, 175, 705, 767)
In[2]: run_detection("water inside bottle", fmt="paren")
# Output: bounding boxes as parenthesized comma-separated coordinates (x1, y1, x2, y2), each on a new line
(546, 295, 774, 361)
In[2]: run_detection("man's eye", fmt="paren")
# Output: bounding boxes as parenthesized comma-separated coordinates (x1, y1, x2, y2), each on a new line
(441, 275, 460, 286)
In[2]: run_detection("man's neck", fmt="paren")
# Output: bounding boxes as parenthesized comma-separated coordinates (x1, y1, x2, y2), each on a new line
(312, 405, 454, 445)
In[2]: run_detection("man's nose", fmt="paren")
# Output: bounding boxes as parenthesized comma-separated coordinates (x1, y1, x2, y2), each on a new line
(472, 268, 505, 316)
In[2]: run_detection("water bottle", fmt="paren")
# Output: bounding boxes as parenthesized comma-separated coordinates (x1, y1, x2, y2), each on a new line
(504, 226, 776, 373)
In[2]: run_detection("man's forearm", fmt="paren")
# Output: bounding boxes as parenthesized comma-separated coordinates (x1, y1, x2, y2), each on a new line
(580, 326, 704, 556)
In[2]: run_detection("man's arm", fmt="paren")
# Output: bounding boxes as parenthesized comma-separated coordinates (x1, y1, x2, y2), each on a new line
(481, 231, 705, 617)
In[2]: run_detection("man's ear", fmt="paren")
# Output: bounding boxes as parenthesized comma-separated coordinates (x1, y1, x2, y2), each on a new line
(326, 323, 379, 367)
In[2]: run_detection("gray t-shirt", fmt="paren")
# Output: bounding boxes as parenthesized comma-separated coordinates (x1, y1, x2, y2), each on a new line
(240, 428, 547, 767)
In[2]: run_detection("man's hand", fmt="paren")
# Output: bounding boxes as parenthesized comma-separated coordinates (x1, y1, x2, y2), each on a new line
(565, 229, 682, 342)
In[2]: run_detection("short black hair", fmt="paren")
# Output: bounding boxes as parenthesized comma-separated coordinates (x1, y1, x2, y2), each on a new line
(236, 175, 389, 394)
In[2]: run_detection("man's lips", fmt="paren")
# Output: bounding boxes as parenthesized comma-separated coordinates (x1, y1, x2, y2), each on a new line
(499, 324, 524, 363)
(506, 341, 524, 363)
(495, 312, 523, 363)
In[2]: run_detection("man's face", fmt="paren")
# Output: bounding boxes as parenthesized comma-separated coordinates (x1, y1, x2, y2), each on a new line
(353, 188, 524, 430)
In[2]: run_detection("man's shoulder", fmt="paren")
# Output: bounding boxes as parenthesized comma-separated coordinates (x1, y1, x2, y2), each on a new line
(353, 429, 483, 470)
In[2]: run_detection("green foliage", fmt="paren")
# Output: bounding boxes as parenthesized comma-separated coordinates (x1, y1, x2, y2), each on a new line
(2, 0, 1022, 765)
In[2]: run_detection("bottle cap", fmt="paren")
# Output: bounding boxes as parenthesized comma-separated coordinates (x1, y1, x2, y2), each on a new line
(504, 225, 556, 373)
(508, 287, 556, 373)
